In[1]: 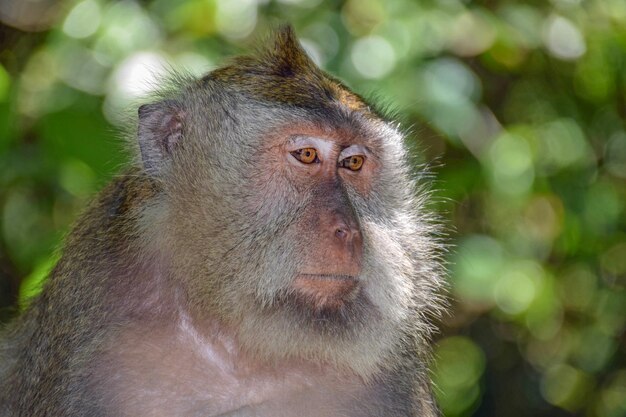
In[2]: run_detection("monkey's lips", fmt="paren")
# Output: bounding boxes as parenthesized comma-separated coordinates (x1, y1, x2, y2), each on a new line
(292, 274, 360, 310)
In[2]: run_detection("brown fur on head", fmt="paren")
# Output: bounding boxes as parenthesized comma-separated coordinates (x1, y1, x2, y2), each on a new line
(135, 25, 444, 379)
(208, 25, 369, 113)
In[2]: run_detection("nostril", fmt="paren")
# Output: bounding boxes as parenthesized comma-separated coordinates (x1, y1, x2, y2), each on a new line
(335, 226, 350, 240)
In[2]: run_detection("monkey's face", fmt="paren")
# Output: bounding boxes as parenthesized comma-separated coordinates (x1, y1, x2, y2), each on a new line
(153, 102, 438, 377)
(263, 131, 371, 314)
(157, 98, 435, 376)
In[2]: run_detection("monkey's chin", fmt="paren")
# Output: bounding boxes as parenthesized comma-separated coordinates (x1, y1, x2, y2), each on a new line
(291, 274, 360, 312)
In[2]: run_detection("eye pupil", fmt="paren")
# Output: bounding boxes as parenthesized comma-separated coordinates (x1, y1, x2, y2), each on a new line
(343, 155, 364, 171)
(291, 148, 318, 164)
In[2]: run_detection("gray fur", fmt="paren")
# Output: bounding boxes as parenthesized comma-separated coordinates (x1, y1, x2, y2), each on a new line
(0, 27, 445, 416)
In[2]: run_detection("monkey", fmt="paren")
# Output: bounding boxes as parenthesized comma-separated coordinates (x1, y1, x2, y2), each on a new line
(0, 26, 445, 416)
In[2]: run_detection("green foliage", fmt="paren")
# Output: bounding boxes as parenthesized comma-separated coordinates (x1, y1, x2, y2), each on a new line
(0, 0, 624, 416)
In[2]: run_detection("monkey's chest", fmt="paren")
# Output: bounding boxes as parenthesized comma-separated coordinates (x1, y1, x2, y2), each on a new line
(108, 370, 356, 417)
(97, 327, 364, 417)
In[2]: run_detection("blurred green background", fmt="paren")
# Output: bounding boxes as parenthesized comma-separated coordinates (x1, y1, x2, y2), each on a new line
(0, 0, 624, 416)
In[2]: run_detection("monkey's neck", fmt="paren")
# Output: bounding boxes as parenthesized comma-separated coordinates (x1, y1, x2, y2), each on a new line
(44, 170, 178, 323)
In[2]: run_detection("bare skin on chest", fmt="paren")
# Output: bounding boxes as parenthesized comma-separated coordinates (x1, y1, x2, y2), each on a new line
(100, 315, 364, 417)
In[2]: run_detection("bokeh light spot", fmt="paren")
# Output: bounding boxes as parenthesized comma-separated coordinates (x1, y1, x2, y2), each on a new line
(543, 15, 586, 60)
(541, 363, 594, 411)
(605, 132, 626, 179)
(537, 118, 588, 172)
(423, 58, 481, 103)
(59, 159, 96, 197)
(487, 132, 535, 196)
(434, 337, 486, 417)
(448, 11, 496, 57)
(351, 35, 396, 79)
(0, 64, 10, 102)
(216, 0, 257, 40)
(63, 0, 102, 39)
(559, 265, 597, 311)
(600, 242, 626, 281)
(596, 371, 626, 417)
(104, 51, 169, 124)
(453, 234, 504, 304)
(494, 261, 542, 315)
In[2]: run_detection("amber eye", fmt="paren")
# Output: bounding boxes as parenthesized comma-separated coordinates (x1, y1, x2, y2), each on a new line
(291, 148, 319, 164)
(339, 155, 365, 171)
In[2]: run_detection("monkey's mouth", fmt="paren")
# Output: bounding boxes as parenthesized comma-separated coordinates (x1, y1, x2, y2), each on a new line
(291, 274, 360, 311)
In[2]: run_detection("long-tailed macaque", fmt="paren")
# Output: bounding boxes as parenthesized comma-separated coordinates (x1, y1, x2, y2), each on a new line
(0, 27, 445, 416)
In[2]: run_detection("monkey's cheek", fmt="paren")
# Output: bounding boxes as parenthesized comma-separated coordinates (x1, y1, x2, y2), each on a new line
(291, 274, 360, 311)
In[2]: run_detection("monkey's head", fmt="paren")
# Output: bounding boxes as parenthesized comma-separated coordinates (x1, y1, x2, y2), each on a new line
(136, 27, 443, 378)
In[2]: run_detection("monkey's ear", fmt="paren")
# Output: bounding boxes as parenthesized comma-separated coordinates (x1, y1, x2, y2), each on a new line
(137, 100, 184, 176)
